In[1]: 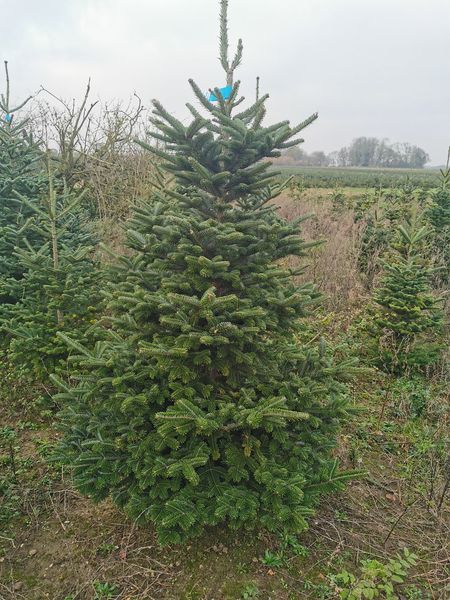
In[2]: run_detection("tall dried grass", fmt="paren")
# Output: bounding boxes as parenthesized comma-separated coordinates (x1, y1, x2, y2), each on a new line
(276, 189, 366, 311)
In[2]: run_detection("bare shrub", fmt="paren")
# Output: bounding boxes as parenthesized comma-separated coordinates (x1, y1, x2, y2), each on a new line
(85, 144, 157, 221)
(30, 83, 158, 222)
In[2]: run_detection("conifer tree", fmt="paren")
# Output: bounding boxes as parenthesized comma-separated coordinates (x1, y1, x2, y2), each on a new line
(2, 162, 102, 383)
(426, 148, 450, 284)
(367, 216, 444, 373)
(356, 197, 390, 289)
(0, 61, 46, 321)
(55, 0, 358, 545)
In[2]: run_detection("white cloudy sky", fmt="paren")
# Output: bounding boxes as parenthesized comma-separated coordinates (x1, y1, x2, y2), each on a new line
(1, 0, 449, 163)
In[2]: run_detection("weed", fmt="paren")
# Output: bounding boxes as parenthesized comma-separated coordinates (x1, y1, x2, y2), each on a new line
(0, 426, 18, 477)
(16, 420, 40, 431)
(334, 509, 350, 523)
(403, 585, 431, 599)
(241, 582, 259, 598)
(303, 579, 334, 599)
(279, 533, 310, 558)
(400, 421, 449, 509)
(236, 560, 250, 574)
(261, 549, 284, 567)
(93, 581, 118, 599)
(330, 548, 418, 599)
(387, 377, 432, 419)
(96, 542, 118, 557)
(0, 427, 21, 529)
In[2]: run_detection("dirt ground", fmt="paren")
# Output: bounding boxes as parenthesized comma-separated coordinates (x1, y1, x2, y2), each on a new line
(1, 373, 448, 600)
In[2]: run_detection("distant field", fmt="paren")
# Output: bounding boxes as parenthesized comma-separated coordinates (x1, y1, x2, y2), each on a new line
(272, 165, 440, 189)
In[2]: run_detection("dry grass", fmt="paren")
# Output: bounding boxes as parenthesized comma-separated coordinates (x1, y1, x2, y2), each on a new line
(275, 188, 366, 311)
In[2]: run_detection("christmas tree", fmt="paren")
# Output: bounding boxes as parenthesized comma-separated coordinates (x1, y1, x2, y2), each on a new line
(55, 0, 357, 545)
(0, 61, 47, 321)
(367, 216, 444, 373)
(3, 162, 102, 383)
(356, 194, 390, 290)
(426, 148, 450, 285)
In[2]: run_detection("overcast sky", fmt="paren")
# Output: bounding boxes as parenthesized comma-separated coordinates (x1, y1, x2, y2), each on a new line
(1, 0, 449, 164)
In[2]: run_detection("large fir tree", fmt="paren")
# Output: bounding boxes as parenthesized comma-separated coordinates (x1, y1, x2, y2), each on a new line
(55, 0, 357, 544)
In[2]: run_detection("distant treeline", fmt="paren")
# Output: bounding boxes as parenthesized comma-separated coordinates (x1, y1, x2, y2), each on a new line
(275, 137, 429, 169)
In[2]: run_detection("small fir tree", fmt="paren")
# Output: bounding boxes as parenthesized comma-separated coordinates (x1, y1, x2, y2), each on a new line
(355, 185, 429, 290)
(357, 205, 390, 289)
(55, 0, 358, 545)
(426, 148, 450, 285)
(367, 216, 444, 373)
(2, 162, 102, 383)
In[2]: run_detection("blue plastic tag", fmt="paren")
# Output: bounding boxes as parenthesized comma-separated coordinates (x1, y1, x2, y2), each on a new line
(208, 85, 232, 102)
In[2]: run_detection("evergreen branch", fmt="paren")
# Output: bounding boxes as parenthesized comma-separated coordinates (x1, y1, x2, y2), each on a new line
(263, 409, 310, 420)
(12, 190, 48, 220)
(211, 86, 228, 112)
(289, 112, 319, 137)
(186, 117, 207, 138)
(147, 131, 173, 144)
(235, 94, 270, 121)
(231, 38, 244, 71)
(58, 189, 88, 218)
(251, 106, 266, 130)
(219, 0, 230, 73)
(139, 342, 188, 358)
(49, 373, 73, 394)
(305, 467, 366, 493)
(134, 139, 179, 165)
(263, 120, 290, 135)
(152, 99, 186, 135)
(185, 103, 202, 121)
(231, 96, 245, 109)
(56, 332, 93, 358)
(279, 137, 305, 149)
(188, 156, 216, 180)
(188, 79, 217, 114)
(228, 80, 241, 107)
